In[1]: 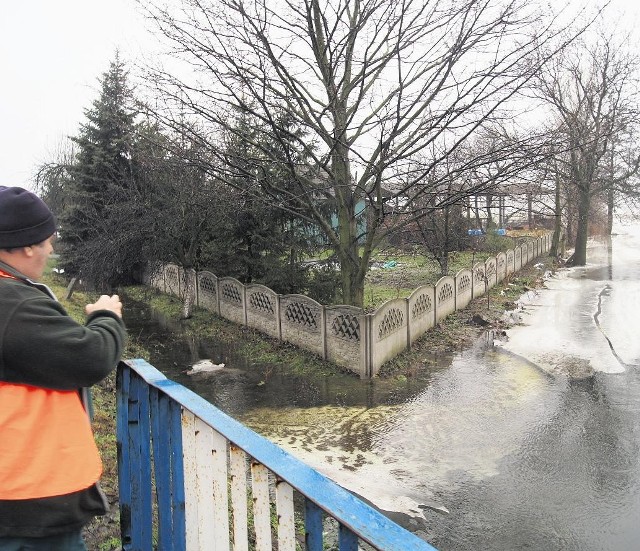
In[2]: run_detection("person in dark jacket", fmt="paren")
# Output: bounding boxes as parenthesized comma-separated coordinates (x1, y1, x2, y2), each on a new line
(0, 186, 127, 550)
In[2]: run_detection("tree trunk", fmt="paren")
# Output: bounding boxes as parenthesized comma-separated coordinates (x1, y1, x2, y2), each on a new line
(182, 268, 196, 319)
(338, 247, 365, 307)
(474, 196, 483, 230)
(442, 205, 451, 276)
(334, 143, 364, 307)
(485, 194, 493, 229)
(607, 187, 614, 236)
(550, 172, 562, 258)
(441, 254, 449, 276)
(246, 233, 254, 283)
(569, 187, 590, 266)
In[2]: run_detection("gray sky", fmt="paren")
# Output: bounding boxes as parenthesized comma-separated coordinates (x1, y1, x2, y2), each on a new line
(0, 0, 149, 190)
(0, 0, 638, 192)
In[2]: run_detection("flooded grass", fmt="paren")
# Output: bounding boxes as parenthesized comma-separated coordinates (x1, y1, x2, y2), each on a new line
(123, 285, 341, 379)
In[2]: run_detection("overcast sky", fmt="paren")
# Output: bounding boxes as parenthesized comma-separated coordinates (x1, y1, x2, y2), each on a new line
(1, 0, 638, 192)
(0, 0, 150, 190)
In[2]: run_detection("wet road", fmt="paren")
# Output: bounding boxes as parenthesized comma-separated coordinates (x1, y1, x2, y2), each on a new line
(124, 225, 640, 550)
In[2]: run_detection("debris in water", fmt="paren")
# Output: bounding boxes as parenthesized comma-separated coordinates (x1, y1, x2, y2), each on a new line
(185, 359, 225, 374)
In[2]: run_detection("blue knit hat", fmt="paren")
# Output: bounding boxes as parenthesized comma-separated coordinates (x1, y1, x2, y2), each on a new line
(0, 187, 56, 248)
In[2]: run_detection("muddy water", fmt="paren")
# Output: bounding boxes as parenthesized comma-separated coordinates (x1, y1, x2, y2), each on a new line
(123, 226, 640, 550)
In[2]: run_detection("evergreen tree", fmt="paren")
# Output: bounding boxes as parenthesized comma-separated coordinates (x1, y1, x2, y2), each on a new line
(59, 54, 143, 288)
(257, 110, 332, 296)
(210, 108, 325, 295)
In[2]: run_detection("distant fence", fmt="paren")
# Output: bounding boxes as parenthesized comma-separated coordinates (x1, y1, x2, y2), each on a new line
(117, 359, 437, 550)
(146, 234, 551, 378)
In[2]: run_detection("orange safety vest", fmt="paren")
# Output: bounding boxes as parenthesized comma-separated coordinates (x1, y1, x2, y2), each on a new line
(0, 382, 103, 500)
(0, 269, 103, 499)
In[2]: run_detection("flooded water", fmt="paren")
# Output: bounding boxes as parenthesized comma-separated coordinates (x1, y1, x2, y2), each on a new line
(124, 225, 640, 551)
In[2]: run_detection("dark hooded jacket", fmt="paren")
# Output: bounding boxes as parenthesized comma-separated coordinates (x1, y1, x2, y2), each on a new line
(0, 259, 126, 537)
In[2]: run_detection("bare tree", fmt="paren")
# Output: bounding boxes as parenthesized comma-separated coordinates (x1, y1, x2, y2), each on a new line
(141, 0, 590, 306)
(413, 184, 469, 276)
(405, 133, 520, 275)
(33, 138, 77, 218)
(535, 29, 640, 265)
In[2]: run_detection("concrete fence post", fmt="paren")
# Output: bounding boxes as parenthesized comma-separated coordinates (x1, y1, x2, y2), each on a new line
(321, 305, 328, 362)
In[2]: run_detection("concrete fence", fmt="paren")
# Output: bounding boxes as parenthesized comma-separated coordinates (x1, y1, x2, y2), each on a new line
(146, 233, 551, 378)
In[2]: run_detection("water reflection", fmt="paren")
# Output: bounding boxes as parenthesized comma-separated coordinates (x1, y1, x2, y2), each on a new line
(425, 370, 640, 551)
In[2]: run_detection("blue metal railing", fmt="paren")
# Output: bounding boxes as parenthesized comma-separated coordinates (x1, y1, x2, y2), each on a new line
(116, 359, 437, 550)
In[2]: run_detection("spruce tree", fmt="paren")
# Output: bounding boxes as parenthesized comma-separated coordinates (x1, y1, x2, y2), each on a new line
(59, 54, 142, 288)
(212, 107, 333, 298)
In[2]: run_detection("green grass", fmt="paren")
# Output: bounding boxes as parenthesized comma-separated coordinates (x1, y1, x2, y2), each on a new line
(363, 249, 498, 310)
(302, 238, 523, 310)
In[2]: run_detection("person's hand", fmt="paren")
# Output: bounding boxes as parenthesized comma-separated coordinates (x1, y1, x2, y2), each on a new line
(86, 294, 123, 318)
